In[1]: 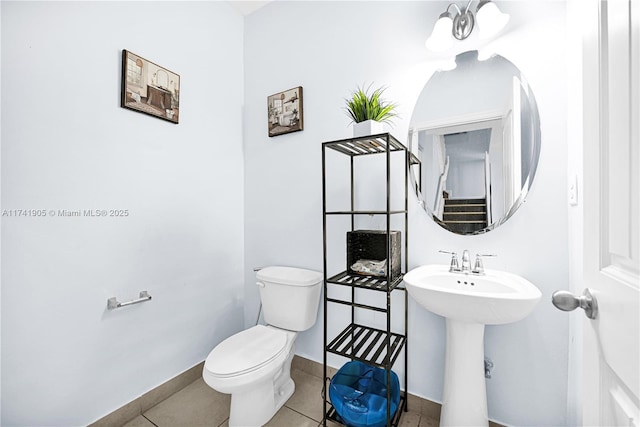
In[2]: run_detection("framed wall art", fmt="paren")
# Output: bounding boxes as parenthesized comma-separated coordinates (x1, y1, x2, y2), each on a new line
(267, 86, 303, 137)
(121, 49, 180, 124)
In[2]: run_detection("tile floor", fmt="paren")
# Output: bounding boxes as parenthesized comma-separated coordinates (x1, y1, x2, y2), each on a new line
(123, 367, 438, 427)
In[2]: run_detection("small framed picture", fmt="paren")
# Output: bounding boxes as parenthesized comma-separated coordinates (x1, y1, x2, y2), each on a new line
(121, 49, 180, 124)
(267, 86, 303, 137)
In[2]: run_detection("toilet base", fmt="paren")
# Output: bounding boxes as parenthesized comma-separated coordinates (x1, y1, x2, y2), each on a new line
(228, 348, 296, 427)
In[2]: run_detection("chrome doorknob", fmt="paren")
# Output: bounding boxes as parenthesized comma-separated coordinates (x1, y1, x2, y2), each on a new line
(551, 289, 598, 319)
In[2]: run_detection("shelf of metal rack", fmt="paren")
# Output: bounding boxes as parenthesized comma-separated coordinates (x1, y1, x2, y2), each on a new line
(321, 133, 410, 427)
(326, 323, 406, 367)
(326, 270, 404, 292)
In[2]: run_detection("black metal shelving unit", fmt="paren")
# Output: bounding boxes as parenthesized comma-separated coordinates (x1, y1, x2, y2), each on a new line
(321, 133, 412, 427)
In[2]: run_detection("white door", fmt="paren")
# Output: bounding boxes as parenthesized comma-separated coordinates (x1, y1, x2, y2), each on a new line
(582, 0, 640, 425)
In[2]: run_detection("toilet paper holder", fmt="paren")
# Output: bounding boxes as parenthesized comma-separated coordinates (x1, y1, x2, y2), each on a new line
(107, 291, 152, 310)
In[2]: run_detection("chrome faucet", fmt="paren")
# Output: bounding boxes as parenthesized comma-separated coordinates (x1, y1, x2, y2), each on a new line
(440, 250, 496, 275)
(439, 250, 460, 272)
(461, 250, 471, 273)
(471, 253, 497, 275)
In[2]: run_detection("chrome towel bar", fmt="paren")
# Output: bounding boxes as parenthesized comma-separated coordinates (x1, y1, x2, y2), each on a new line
(107, 291, 152, 310)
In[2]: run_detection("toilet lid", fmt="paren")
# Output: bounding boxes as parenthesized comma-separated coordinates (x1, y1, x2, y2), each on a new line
(205, 325, 287, 377)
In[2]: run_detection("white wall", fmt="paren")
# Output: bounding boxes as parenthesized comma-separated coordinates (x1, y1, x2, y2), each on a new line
(1, 2, 245, 425)
(244, 2, 570, 426)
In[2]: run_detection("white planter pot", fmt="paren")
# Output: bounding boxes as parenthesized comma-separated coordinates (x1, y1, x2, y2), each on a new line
(352, 120, 385, 137)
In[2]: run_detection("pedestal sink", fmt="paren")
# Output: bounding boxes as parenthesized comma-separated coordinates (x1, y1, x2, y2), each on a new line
(403, 264, 541, 427)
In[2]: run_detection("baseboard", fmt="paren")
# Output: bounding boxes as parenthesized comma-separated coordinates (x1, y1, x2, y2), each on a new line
(89, 354, 505, 427)
(88, 361, 204, 427)
(291, 354, 505, 427)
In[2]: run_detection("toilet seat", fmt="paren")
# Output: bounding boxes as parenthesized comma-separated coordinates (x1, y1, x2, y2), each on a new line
(205, 325, 288, 378)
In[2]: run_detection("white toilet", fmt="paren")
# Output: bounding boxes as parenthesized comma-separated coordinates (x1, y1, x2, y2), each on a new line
(202, 266, 323, 427)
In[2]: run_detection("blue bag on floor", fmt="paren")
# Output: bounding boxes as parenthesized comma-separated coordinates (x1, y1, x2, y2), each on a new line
(329, 360, 400, 427)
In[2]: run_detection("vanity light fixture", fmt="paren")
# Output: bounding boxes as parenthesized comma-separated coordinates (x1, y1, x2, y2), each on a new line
(425, 0, 509, 52)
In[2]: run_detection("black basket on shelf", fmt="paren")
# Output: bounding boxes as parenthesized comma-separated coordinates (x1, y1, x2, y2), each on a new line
(347, 230, 401, 280)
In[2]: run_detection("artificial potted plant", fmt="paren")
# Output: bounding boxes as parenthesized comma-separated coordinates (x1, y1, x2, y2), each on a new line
(345, 84, 398, 137)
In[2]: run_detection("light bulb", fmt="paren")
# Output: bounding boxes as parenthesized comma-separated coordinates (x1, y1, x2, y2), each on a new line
(476, 1, 509, 39)
(426, 12, 454, 52)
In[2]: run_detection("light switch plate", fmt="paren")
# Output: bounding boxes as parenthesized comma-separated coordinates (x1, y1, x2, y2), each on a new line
(569, 174, 578, 206)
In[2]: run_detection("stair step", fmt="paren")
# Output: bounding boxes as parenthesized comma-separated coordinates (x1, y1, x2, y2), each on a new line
(443, 213, 487, 222)
(444, 206, 487, 213)
(443, 211, 486, 215)
(444, 220, 487, 224)
(444, 198, 486, 205)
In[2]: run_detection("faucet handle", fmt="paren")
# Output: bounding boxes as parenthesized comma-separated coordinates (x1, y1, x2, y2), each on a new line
(473, 254, 497, 274)
(439, 250, 460, 272)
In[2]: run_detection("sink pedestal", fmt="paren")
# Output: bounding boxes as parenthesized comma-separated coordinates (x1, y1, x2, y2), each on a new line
(441, 319, 488, 427)
(403, 264, 542, 426)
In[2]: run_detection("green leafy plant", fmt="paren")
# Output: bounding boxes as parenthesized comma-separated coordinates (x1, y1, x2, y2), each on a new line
(345, 84, 398, 124)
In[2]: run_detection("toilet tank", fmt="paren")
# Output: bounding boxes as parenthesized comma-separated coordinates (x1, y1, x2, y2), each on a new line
(256, 266, 323, 331)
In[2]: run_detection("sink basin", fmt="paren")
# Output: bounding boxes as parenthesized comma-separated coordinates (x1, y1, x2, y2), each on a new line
(403, 264, 541, 427)
(403, 264, 541, 324)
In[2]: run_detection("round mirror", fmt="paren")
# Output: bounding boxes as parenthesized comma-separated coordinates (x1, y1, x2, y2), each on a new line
(408, 50, 540, 235)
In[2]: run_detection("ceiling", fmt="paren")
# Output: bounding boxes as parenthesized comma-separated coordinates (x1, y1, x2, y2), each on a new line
(226, 1, 271, 16)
